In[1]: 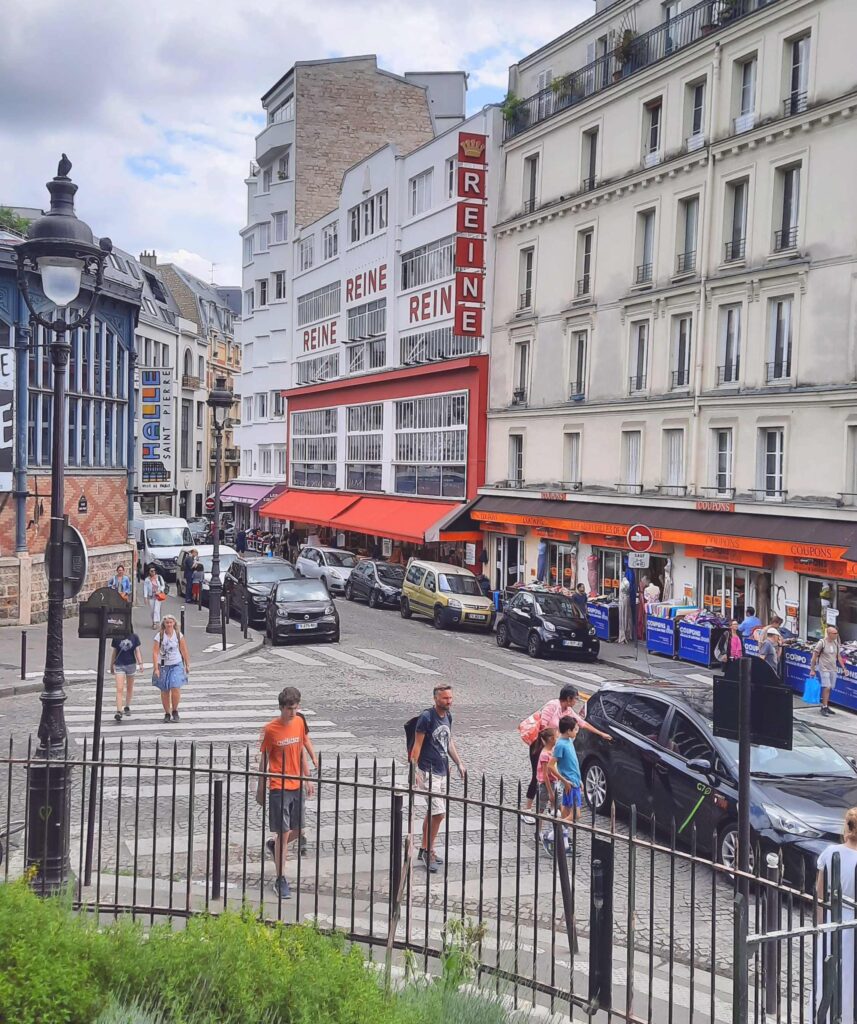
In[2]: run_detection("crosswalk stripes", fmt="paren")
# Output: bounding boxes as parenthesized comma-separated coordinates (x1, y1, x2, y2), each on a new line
(268, 649, 326, 666)
(305, 646, 384, 670)
(357, 649, 439, 675)
(461, 657, 554, 687)
(563, 667, 605, 683)
(687, 672, 713, 684)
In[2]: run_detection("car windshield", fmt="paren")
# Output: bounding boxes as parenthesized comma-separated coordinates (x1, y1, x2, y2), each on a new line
(719, 722, 854, 778)
(377, 564, 404, 584)
(276, 581, 329, 602)
(438, 573, 482, 596)
(324, 551, 357, 567)
(197, 555, 236, 573)
(247, 563, 296, 583)
(535, 595, 582, 619)
(147, 528, 192, 547)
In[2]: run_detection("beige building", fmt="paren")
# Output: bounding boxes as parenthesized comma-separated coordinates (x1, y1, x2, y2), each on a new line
(476, 0, 857, 640)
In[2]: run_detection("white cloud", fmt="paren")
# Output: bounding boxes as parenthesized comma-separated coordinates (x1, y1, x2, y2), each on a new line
(0, 0, 590, 284)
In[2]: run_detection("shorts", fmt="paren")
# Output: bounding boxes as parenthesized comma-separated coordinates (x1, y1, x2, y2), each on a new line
(268, 788, 304, 834)
(561, 785, 583, 810)
(536, 782, 559, 813)
(818, 668, 837, 691)
(114, 665, 136, 678)
(416, 771, 448, 817)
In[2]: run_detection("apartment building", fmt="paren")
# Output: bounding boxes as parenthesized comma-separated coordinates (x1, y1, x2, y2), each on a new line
(461, 0, 857, 638)
(258, 108, 500, 560)
(232, 55, 468, 525)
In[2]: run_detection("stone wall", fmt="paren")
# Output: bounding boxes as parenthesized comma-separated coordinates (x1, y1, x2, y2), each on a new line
(294, 58, 435, 228)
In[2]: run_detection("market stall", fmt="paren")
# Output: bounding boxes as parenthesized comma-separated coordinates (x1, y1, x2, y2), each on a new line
(587, 600, 619, 642)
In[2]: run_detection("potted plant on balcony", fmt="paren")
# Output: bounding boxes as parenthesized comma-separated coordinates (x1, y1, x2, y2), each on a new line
(501, 91, 528, 130)
(551, 73, 585, 109)
(613, 29, 638, 79)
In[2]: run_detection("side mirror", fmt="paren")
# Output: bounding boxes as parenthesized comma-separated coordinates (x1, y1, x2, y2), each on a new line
(687, 757, 714, 776)
(136, 541, 143, 551)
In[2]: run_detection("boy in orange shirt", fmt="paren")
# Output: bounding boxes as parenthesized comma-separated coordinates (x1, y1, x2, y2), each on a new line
(259, 686, 317, 900)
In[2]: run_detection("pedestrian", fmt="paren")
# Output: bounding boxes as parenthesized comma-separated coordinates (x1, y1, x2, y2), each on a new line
(715, 619, 744, 664)
(408, 684, 466, 874)
(152, 614, 190, 723)
(235, 529, 247, 555)
(571, 583, 588, 615)
(109, 629, 143, 723)
(814, 807, 857, 1023)
(549, 716, 583, 823)
(191, 561, 205, 603)
(519, 684, 611, 824)
(108, 564, 132, 602)
(259, 686, 317, 900)
(143, 565, 166, 628)
(810, 625, 847, 716)
(737, 605, 761, 639)
(767, 613, 796, 639)
(183, 549, 198, 601)
(534, 726, 559, 828)
(757, 626, 782, 675)
(476, 571, 491, 598)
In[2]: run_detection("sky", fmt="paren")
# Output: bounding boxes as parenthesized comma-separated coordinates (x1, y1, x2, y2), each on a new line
(0, 0, 592, 285)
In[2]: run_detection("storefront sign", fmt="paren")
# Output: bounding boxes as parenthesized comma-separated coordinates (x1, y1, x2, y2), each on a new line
(382, 538, 392, 558)
(684, 545, 773, 570)
(455, 131, 487, 340)
(465, 542, 476, 564)
(587, 603, 618, 641)
(407, 284, 452, 326)
(826, 607, 840, 625)
(677, 620, 721, 667)
(784, 556, 857, 580)
(301, 318, 338, 352)
(0, 342, 13, 493)
(695, 500, 735, 513)
(540, 492, 569, 502)
(138, 367, 174, 492)
(345, 263, 387, 303)
(646, 615, 676, 657)
(456, 203, 485, 233)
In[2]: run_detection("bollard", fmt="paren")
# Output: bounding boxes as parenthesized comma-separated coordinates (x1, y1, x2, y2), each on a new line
(763, 852, 781, 1015)
(221, 596, 227, 651)
(20, 630, 26, 680)
(212, 779, 223, 901)
(241, 596, 249, 640)
(180, 606, 185, 636)
(198, 583, 203, 611)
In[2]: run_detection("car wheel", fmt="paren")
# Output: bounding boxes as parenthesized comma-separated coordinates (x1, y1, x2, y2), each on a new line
(527, 632, 542, 658)
(496, 622, 511, 648)
(433, 606, 446, 630)
(400, 597, 412, 619)
(344, 581, 354, 601)
(368, 589, 379, 609)
(583, 760, 610, 814)
(717, 823, 755, 874)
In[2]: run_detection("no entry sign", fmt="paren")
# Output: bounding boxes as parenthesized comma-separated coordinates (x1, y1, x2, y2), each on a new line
(626, 523, 654, 553)
(205, 495, 215, 511)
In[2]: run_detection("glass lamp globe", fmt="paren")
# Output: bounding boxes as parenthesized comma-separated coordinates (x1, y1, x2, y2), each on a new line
(38, 255, 83, 307)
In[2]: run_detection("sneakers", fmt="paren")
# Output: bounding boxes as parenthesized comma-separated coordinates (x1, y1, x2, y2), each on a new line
(163, 713, 171, 723)
(171, 710, 180, 722)
(521, 813, 536, 825)
(113, 711, 123, 723)
(821, 705, 835, 716)
(418, 848, 441, 873)
(123, 706, 131, 717)
(273, 875, 291, 900)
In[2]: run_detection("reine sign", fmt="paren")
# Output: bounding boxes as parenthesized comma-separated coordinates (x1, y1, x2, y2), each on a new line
(454, 131, 488, 339)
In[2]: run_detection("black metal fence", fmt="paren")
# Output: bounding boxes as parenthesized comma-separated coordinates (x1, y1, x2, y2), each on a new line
(2, 740, 855, 1023)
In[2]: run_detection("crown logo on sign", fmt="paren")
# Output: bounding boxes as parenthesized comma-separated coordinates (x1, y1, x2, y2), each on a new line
(460, 137, 486, 160)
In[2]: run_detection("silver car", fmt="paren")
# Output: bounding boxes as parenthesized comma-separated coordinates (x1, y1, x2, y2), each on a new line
(294, 546, 358, 594)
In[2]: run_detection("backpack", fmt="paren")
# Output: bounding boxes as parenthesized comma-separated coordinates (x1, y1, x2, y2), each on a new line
(405, 711, 430, 756)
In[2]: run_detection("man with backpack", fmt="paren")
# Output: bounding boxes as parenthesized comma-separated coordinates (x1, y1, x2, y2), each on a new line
(406, 684, 466, 874)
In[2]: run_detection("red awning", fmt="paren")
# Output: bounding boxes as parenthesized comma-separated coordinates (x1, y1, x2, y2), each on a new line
(259, 490, 358, 525)
(331, 497, 457, 544)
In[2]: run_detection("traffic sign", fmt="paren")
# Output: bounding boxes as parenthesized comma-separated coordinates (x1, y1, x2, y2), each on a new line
(205, 495, 215, 511)
(627, 552, 650, 570)
(45, 522, 88, 599)
(626, 523, 654, 553)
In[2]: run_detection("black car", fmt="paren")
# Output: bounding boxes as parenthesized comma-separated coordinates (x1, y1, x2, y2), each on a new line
(344, 560, 405, 608)
(496, 590, 600, 660)
(576, 680, 857, 879)
(265, 578, 340, 645)
(224, 557, 297, 625)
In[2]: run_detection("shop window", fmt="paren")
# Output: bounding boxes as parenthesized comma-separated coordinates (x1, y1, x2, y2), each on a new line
(599, 549, 622, 597)
(494, 535, 524, 591)
(804, 578, 857, 642)
(548, 543, 577, 588)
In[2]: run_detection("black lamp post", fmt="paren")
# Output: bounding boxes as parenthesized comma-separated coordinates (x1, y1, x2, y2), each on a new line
(15, 155, 111, 892)
(205, 375, 233, 633)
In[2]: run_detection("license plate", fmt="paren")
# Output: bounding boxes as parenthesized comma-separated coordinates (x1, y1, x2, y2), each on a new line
(469, 614, 487, 622)
(563, 640, 583, 647)
(295, 622, 318, 630)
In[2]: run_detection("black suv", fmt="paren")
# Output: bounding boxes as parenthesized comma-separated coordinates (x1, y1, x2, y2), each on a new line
(224, 557, 296, 625)
(496, 589, 600, 660)
(344, 560, 405, 608)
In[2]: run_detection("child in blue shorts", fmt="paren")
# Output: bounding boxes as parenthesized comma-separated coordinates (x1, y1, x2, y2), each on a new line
(549, 716, 583, 823)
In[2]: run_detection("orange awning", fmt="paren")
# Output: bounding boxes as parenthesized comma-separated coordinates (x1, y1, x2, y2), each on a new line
(259, 490, 358, 525)
(331, 497, 457, 544)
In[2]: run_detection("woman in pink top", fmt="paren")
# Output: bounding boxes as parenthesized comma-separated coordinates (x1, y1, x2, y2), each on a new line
(715, 620, 744, 664)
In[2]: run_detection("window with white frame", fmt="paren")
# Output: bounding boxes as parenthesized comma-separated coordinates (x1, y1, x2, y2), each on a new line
(774, 164, 800, 252)
(518, 247, 534, 309)
(785, 33, 810, 115)
(725, 178, 748, 262)
(400, 326, 480, 365)
(513, 342, 530, 403)
(257, 278, 268, 307)
(735, 56, 757, 131)
(408, 169, 433, 217)
(686, 81, 706, 147)
(291, 408, 337, 488)
(273, 271, 286, 301)
(322, 222, 338, 260)
(255, 392, 268, 419)
(271, 391, 285, 418)
(576, 230, 593, 296)
(348, 190, 388, 244)
(296, 281, 340, 327)
(243, 236, 253, 265)
(569, 330, 587, 397)
(242, 449, 253, 475)
(758, 427, 785, 499)
(620, 430, 642, 492)
(663, 429, 685, 494)
(272, 211, 288, 243)
(260, 447, 272, 475)
(268, 95, 294, 123)
(295, 352, 339, 385)
(630, 322, 649, 393)
(257, 222, 269, 252)
(718, 305, 741, 384)
(767, 297, 793, 381)
(346, 403, 383, 492)
(508, 433, 524, 485)
(242, 396, 253, 422)
(347, 338, 385, 374)
(243, 288, 254, 316)
(644, 99, 662, 163)
(394, 392, 467, 498)
(346, 298, 386, 342)
(636, 210, 655, 283)
(712, 429, 733, 495)
(400, 236, 454, 291)
(564, 431, 581, 486)
(275, 446, 287, 477)
(677, 196, 699, 274)
(671, 315, 692, 389)
(277, 151, 290, 179)
(299, 236, 314, 272)
(446, 157, 456, 199)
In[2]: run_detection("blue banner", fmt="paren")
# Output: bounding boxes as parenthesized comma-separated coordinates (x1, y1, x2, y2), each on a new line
(677, 621, 716, 666)
(587, 603, 616, 641)
(646, 615, 676, 657)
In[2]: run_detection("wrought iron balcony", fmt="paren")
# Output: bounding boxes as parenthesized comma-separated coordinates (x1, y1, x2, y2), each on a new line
(783, 91, 807, 117)
(569, 380, 585, 399)
(766, 360, 792, 382)
(675, 251, 696, 275)
(522, 197, 538, 215)
(581, 177, 597, 192)
(635, 263, 653, 285)
(512, 387, 528, 405)
(181, 374, 202, 390)
(671, 369, 690, 389)
(629, 374, 647, 394)
(750, 487, 787, 503)
(224, 447, 240, 463)
(576, 276, 591, 298)
(717, 362, 740, 385)
(724, 238, 746, 262)
(617, 482, 644, 495)
(518, 290, 532, 311)
(773, 225, 799, 252)
(659, 484, 688, 496)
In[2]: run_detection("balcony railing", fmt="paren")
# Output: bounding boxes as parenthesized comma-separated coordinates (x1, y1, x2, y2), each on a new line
(512, 387, 528, 405)
(181, 374, 201, 390)
(522, 197, 538, 215)
(671, 368, 690, 389)
(773, 225, 799, 252)
(503, 0, 781, 141)
(659, 484, 688, 496)
(569, 380, 585, 399)
(224, 447, 240, 463)
(629, 374, 647, 394)
(751, 487, 787, 503)
(581, 177, 597, 192)
(576, 276, 591, 298)
(675, 251, 696, 275)
(766, 359, 792, 382)
(635, 263, 653, 285)
(783, 91, 807, 117)
(698, 485, 736, 499)
(518, 290, 532, 311)
(617, 482, 644, 495)
(724, 238, 746, 262)
(717, 361, 740, 385)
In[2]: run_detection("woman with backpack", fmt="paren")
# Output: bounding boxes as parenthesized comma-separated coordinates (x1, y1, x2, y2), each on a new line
(143, 565, 167, 628)
(152, 614, 190, 723)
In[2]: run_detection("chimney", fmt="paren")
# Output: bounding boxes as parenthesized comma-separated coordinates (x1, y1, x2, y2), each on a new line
(139, 250, 158, 268)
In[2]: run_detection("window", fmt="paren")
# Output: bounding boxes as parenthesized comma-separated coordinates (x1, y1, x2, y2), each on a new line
(671, 315, 692, 389)
(735, 57, 757, 132)
(666, 713, 714, 763)
(644, 99, 662, 164)
(774, 164, 800, 251)
(523, 154, 539, 213)
(295, 351, 339, 384)
(408, 169, 433, 217)
(291, 408, 337, 488)
(786, 34, 810, 116)
(687, 81, 706, 148)
(322, 222, 338, 260)
(400, 236, 454, 291)
(272, 211, 288, 243)
(569, 330, 587, 397)
(346, 403, 383, 492)
(180, 399, 192, 469)
(676, 196, 699, 275)
(767, 297, 793, 381)
(619, 696, 668, 743)
(620, 430, 642, 493)
(273, 271, 286, 301)
(582, 128, 598, 190)
(271, 391, 285, 418)
(348, 338, 385, 374)
(196, 400, 204, 428)
(630, 321, 648, 392)
(713, 429, 734, 496)
(195, 440, 203, 470)
(758, 428, 785, 499)
(576, 229, 593, 296)
(509, 434, 524, 485)
(197, 355, 204, 382)
(513, 342, 529, 403)
(257, 278, 268, 307)
(564, 431, 581, 486)
(275, 446, 287, 476)
(255, 392, 268, 419)
(636, 210, 655, 284)
(243, 396, 253, 422)
(394, 393, 467, 498)
(348, 190, 388, 244)
(242, 449, 252, 475)
(260, 447, 272, 475)
(296, 282, 340, 327)
(446, 157, 456, 199)
(243, 236, 253, 264)
(400, 326, 480, 365)
(663, 429, 685, 494)
(277, 151, 290, 179)
(268, 95, 294, 123)
(299, 236, 314, 272)
(518, 247, 534, 310)
(346, 298, 386, 342)
(725, 178, 748, 262)
(718, 305, 741, 384)
(243, 289, 254, 316)
(598, 549, 622, 597)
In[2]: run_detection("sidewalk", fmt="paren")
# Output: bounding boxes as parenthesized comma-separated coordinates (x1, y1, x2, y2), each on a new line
(0, 589, 263, 697)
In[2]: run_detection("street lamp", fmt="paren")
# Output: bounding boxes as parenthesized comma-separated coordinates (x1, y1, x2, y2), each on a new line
(206, 375, 233, 633)
(15, 155, 112, 892)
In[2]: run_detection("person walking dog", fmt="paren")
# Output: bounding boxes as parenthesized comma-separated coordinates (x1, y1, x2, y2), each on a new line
(152, 615, 190, 723)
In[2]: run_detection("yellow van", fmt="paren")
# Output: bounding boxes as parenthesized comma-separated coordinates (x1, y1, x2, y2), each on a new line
(400, 559, 495, 632)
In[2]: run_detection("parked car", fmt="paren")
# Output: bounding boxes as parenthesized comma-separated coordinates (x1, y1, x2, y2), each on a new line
(265, 578, 340, 645)
(576, 679, 857, 880)
(400, 559, 495, 632)
(496, 589, 600, 660)
(224, 557, 297, 625)
(294, 547, 358, 594)
(344, 560, 405, 608)
(178, 546, 238, 604)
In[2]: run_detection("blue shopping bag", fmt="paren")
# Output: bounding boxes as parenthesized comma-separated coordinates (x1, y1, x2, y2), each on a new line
(802, 675, 821, 704)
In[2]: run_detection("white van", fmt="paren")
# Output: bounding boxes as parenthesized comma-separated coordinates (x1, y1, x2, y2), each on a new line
(132, 513, 193, 587)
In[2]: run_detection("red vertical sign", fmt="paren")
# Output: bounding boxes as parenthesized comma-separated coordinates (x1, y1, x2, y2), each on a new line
(455, 132, 488, 339)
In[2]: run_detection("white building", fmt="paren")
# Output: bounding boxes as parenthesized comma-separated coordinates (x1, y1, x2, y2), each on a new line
(472, 0, 857, 641)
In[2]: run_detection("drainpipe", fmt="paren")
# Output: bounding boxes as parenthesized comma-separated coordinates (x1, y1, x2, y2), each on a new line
(689, 42, 721, 495)
(14, 294, 30, 554)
